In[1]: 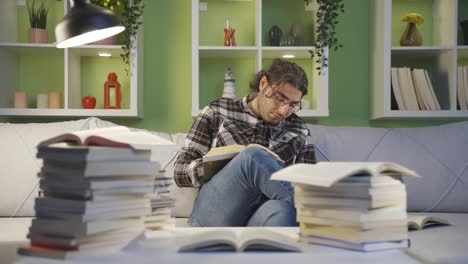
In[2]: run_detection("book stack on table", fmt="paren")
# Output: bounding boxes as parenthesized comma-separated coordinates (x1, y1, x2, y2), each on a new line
(272, 162, 419, 252)
(17, 127, 177, 260)
(143, 169, 176, 230)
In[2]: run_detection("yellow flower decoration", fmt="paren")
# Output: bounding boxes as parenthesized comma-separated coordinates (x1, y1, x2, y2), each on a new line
(402, 13, 425, 25)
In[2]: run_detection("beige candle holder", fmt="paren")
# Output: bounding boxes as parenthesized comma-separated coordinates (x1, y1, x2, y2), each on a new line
(48, 92, 62, 109)
(14, 91, 27, 108)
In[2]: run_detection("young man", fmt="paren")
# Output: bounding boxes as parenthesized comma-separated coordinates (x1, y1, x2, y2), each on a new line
(174, 59, 316, 227)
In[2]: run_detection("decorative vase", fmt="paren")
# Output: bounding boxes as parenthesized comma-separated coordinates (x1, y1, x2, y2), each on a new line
(268, 25, 282, 46)
(400, 22, 422, 46)
(289, 23, 304, 46)
(461, 20, 468, 45)
(28, 28, 48, 43)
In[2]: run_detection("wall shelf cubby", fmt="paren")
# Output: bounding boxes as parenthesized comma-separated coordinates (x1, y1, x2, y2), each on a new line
(0, 0, 142, 117)
(370, 0, 468, 118)
(192, 0, 329, 117)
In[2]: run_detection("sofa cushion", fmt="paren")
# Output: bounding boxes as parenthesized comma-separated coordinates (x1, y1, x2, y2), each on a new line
(306, 122, 468, 213)
(0, 117, 111, 216)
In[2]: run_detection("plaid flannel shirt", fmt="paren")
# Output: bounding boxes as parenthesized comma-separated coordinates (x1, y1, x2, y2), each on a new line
(174, 94, 316, 188)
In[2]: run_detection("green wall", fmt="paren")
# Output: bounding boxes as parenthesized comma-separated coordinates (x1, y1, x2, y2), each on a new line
(3, 0, 468, 133)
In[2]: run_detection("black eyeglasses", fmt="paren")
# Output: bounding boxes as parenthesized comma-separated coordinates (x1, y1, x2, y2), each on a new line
(265, 85, 302, 112)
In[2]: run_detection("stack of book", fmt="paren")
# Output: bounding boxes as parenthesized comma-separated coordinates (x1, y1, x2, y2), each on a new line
(17, 126, 176, 260)
(143, 170, 176, 230)
(271, 162, 418, 252)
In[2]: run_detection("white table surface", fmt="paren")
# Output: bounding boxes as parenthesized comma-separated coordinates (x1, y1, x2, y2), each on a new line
(3, 219, 422, 264)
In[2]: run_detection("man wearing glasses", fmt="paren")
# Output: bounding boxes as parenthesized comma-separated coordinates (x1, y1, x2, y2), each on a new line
(174, 59, 316, 227)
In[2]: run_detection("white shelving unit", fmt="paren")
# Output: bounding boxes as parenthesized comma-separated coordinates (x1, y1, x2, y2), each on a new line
(0, 0, 143, 117)
(191, 0, 328, 117)
(370, 0, 468, 119)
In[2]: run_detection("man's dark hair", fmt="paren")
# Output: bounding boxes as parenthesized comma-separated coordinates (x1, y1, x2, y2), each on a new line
(250, 58, 308, 96)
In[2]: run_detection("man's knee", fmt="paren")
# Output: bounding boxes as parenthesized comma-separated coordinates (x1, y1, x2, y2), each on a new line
(248, 200, 297, 226)
(237, 146, 276, 164)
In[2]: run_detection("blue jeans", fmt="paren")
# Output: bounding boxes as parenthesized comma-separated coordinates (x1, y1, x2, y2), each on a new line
(188, 146, 297, 227)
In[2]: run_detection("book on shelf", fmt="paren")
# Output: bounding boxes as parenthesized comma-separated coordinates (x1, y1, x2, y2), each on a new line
(464, 67, 468, 109)
(412, 69, 434, 110)
(407, 214, 450, 230)
(410, 68, 427, 110)
(38, 126, 175, 151)
(411, 69, 428, 110)
(203, 144, 283, 182)
(178, 228, 301, 252)
(391, 67, 406, 110)
(458, 66, 468, 110)
(423, 69, 440, 110)
(270, 162, 418, 188)
(397, 67, 419, 110)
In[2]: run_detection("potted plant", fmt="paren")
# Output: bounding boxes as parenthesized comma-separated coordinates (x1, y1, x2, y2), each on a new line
(88, 0, 144, 67)
(304, 0, 344, 75)
(26, 0, 49, 43)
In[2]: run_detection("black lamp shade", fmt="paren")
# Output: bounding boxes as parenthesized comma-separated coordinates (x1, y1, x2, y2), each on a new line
(55, 0, 125, 48)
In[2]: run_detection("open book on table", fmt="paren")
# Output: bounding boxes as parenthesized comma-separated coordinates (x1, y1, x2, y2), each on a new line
(202, 144, 284, 182)
(38, 126, 176, 151)
(407, 214, 451, 230)
(271, 162, 419, 188)
(177, 228, 301, 252)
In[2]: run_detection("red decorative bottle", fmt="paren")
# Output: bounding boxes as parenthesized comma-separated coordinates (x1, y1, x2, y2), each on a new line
(104, 72, 121, 109)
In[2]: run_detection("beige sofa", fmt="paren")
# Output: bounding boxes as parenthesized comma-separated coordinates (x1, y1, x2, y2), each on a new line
(1, 117, 468, 264)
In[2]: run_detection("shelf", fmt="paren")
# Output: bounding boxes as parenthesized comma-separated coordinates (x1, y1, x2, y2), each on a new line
(375, 110, 468, 119)
(192, 0, 328, 117)
(0, 42, 62, 55)
(391, 46, 454, 57)
(0, 108, 138, 117)
(70, 45, 123, 57)
(262, 47, 315, 59)
(199, 46, 258, 58)
(370, 0, 467, 119)
(0, 0, 142, 117)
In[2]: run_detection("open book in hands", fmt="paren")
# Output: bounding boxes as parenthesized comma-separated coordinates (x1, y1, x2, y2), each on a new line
(38, 126, 175, 151)
(202, 144, 284, 183)
(177, 228, 301, 252)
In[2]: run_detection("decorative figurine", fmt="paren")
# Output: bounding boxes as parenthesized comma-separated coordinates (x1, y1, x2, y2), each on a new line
(104, 72, 121, 109)
(224, 19, 237, 46)
(222, 67, 236, 99)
